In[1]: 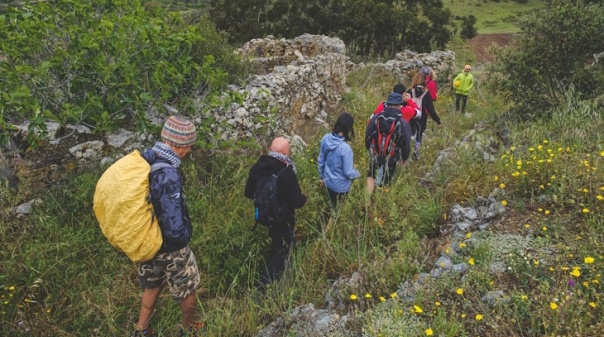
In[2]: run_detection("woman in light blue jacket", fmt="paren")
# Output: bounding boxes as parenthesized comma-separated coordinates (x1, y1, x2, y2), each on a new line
(318, 112, 360, 209)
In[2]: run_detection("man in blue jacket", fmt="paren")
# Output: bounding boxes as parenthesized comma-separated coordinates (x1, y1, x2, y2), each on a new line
(134, 116, 201, 337)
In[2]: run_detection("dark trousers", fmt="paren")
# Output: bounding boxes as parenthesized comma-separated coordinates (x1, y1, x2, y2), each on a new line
(259, 225, 294, 287)
(327, 188, 348, 210)
(455, 93, 468, 112)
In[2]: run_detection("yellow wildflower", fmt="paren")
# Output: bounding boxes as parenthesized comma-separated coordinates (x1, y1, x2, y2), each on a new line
(469, 257, 475, 265)
(425, 328, 434, 336)
(475, 314, 483, 321)
(589, 302, 596, 308)
(544, 210, 550, 215)
(379, 296, 385, 302)
(435, 301, 441, 306)
(583, 208, 590, 213)
(501, 200, 508, 206)
(499, 183, 505, 189)
(414, 305, 423, 313)
(364, 293, 372, 299)
(550, 302, 558, 310)
(597, 195, 604, 201)
(570, 268, 581, 277)
(456, 288, 464, 295)
(585, 257, 595, 264)
(350, 294, 357, 300)
(521, 295, 528, 300)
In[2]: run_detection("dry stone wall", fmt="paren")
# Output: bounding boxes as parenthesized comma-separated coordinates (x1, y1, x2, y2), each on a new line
(2, 34, 458, 197)
(201, 34, 456, 150)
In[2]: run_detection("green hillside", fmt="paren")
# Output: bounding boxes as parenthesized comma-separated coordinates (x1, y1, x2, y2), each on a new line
(445, 0, 546, 34)
(2, 1, 603, 336)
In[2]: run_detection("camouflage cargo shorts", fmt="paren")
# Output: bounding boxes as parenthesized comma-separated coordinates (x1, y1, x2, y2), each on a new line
(137, 246, 201, 301)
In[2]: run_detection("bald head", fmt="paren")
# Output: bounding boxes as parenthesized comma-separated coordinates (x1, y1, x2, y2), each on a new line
(270, 137, 290, 156)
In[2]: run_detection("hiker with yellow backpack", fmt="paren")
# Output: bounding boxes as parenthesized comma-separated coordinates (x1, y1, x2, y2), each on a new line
(453, 64, 474, 113)
(94, 116, 203, 337)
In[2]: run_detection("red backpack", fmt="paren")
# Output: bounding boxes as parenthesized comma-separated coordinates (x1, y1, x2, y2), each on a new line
(371, 108, 400, 160)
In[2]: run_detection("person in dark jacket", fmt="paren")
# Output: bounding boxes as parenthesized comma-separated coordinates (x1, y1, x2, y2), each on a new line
(408, 73, 442, 160)
(244, 137, 307, 289)
(365, 93, 412, 194)
(134, 116, 202, 337)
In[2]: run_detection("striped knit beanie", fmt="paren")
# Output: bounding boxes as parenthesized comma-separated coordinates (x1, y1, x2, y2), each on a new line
(161, 116, 197, 147)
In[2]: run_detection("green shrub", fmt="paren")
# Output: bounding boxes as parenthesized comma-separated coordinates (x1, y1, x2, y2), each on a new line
(0, 0, 245, 146)
(486, 0, 604, 118)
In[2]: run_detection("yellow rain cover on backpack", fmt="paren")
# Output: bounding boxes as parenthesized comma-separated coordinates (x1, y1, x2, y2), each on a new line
(93, 150, 163, 262)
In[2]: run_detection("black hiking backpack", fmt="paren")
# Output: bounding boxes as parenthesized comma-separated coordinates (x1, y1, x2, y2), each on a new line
(371, 107, 400, 162)
(253, 166, 290, 229)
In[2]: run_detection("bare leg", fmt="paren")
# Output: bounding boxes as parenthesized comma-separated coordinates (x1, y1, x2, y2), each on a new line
(180, 293, 197, 329)
(137, 286, 163, 330)
(366, 177, 375, 194)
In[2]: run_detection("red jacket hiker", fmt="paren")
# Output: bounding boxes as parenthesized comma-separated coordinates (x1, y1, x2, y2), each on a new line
(372, 98, 419, 123)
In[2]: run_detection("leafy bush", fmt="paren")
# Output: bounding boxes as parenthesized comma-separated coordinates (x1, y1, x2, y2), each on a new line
(0, 0, 245, 146)
(486, 0, 604, 118)
(460, 15, 478, 40)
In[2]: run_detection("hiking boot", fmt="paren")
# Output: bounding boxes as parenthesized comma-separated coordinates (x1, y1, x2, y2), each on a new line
(179, 321, 206, 337)
(132, 327, 157, 337)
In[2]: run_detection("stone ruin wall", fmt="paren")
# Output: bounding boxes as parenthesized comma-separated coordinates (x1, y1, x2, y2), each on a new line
(203, 34, 456, 150)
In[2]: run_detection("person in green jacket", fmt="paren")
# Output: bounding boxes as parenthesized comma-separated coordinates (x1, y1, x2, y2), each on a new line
(453, 64, 474, 113)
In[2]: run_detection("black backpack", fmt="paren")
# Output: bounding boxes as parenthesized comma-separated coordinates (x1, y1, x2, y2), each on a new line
(371, 107, 400, 162)
(253, 166, 290, 229)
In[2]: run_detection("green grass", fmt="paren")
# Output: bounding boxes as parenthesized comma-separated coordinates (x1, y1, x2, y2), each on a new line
(2, 61, 603, 336)
(444, 0, 545, 34)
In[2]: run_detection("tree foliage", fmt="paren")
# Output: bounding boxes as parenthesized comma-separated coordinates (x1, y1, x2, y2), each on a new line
(208, 0, 452, 58)
(460, 15, 477, 40)
(487, 0, 604, 118)
(0, 0, 245, 146)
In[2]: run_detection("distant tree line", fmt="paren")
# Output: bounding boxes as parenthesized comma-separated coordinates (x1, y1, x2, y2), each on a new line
(207, 0, 454, 58)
